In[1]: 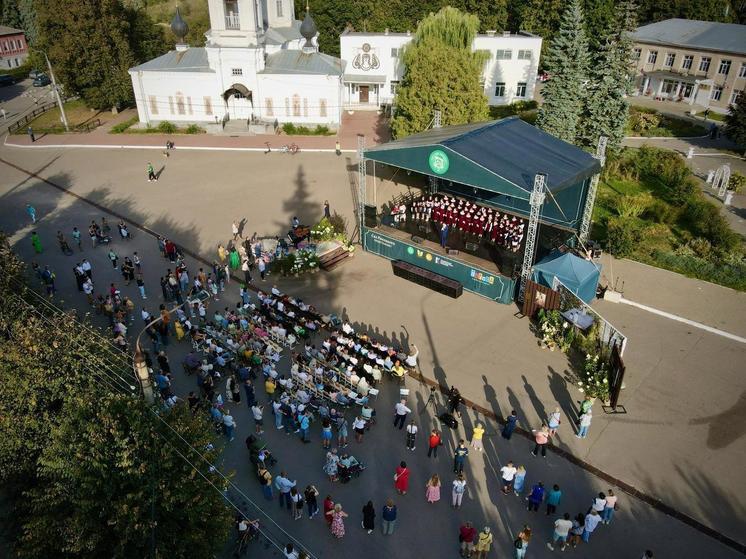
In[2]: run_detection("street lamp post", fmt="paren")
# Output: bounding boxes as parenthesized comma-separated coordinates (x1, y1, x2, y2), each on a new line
(41, 51, 69, 132)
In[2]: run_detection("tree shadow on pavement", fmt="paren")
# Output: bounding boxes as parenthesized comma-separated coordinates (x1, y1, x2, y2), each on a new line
(688, 389, 746, 450)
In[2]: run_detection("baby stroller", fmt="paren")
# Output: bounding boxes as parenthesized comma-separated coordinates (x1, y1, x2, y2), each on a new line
(337, 456, 365, 483)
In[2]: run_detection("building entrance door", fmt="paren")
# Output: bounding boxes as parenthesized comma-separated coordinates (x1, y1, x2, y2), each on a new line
(359, 85, 369, 103)
(681, 83, 694, 99)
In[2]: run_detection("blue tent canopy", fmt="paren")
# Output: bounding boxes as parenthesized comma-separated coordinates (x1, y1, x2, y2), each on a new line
(531, 251, 601, 303)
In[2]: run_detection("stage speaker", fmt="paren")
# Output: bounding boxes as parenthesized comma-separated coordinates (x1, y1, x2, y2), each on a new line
(411, 235, 424, 244)
(447, 248, 459, 256)
(465, 241, 479, 252)
(363, 204, 377, 228)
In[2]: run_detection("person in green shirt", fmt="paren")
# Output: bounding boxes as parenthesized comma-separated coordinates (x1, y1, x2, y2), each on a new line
(546, 484, 562, 516)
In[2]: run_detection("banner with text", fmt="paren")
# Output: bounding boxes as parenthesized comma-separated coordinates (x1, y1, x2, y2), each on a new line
(364, 230, 515, 304)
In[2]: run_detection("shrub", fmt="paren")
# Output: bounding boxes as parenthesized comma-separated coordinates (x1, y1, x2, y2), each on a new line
(328, 211, 348, 236)
(606, 216, 643, 258)
(110, 117, 138, 134)
(644, 199, 678, 225)
(185, 124, 204, 134)
(729, 172, 745, 194)
(615, 192, 652, 218)
(157, 121, 177, 134)
(647, 250, 746, 291)
(686, 238, 713, 259)
(628, 111, 661, 133)
(683, 198, 740, 254)
(315, 125, 330, 135)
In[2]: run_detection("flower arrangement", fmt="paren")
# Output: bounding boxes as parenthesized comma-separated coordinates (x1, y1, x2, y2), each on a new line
(269, 250, 319, 276)
(537, 309, 574, 353)
(577, 353, 610, 401)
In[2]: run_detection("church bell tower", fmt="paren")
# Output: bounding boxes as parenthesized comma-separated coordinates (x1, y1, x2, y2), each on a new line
(207, 0, 263, 47)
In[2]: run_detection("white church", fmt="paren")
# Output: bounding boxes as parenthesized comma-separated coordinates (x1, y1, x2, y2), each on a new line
(129, 0, 542, 129)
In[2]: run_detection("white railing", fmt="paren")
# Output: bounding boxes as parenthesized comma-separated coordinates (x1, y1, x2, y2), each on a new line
(225, 14, 240, 30)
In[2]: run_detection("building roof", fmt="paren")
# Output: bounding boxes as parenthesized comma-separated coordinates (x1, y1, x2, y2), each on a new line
(259, 50, 345, 76)
(264, 21, 303, 45)
(340, 29, 538, 39)
(0, 25, 24, 36)
(631, 19, 746, 56)
(129, 48, 213, 73)
(364, 117, 601, 198)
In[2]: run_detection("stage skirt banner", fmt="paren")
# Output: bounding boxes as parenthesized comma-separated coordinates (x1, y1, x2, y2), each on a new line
(364, 230, 515, 304)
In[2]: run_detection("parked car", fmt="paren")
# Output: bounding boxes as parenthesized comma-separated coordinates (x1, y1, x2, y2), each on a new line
(32, 75, 51, 87)
(0, 74, 17, 86)
(29, 69, 44, 80)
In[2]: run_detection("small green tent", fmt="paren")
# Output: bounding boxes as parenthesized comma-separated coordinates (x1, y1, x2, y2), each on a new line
(531, 251, 600, 303)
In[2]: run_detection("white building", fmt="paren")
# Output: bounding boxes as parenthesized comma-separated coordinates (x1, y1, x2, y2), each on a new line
(129, 0, 345, 128)
(128, 2, 542, 129)
(340, 29, 542, 108)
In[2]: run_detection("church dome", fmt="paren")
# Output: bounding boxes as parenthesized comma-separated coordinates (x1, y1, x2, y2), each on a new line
(171, 6, 189, 42)
(299, 8, 317, 49)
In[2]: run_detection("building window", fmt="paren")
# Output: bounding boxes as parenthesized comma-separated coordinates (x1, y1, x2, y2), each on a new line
(292, 94, 300, 117)
(664, 53, 675, 67)
(232, 68, 242, 76)
(14, 58, 19, 67)
(187, 97, 193, 115)
(740, 63, 746, 78)
(647, 50, 657, 64)
(303, 97, 308, 117)
(682, 55, 693, 70)
(730, 90, 742, 105)
(176, 93, 186, 115)
(517, 49, 532, 60)
(319, 99, 327, 117)
(494, 82, 505, 97)
(232, 91, 244, 99)
(285, 97, 290, 116)
(17, 39, 22, 49)
(391, 48, 399, 57)
(265, 98, 273, 117)
(718, 59, 731, 75)
(390, 80, 399, 95)
(149, 95, 158, 115)
(516, 82, 527, 97)
(276, 0, 283, 17)
(711, 86, 723, 101)
(204, 97, 213, 115)
(168, 96, 174, 114)
(495, 49, 512, 60)
(699, 57, 711, 72)
(633, 48, 641, 60)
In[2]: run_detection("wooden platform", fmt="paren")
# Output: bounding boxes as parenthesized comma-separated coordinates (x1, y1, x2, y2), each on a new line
(318, 245, 353, 271)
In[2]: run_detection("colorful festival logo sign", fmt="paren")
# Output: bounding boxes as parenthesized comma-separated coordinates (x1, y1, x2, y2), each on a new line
(470, 269, 495, 285)
(428, 149, 450, 175)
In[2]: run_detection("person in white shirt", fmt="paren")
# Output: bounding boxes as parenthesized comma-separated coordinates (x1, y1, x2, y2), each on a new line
(393, 399, 411, 430)
(547, 513, 574, 551)
(591, 492, 607, 513)
(406, 420, 418, 450)
(405, 344, 419, 369)
(251, 404, 264, 435)
(342, 322, 354, 335)
(500, 462, 518, 494)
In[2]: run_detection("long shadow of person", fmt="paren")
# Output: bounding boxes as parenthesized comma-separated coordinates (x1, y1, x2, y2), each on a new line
(521, 373, 547, 424)
(547, 365, 578, 425)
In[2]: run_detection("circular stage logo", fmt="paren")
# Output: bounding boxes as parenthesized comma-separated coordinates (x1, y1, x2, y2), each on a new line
(428, 149, 450, 175)
(407, 246, 414, 255)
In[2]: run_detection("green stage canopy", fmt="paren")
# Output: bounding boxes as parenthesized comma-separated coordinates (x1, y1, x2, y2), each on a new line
(364, 117, 601, 201)
(531, 250, 601, 303)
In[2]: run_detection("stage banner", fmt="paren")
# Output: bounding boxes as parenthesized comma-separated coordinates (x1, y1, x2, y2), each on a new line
(364, 230, 515, 304)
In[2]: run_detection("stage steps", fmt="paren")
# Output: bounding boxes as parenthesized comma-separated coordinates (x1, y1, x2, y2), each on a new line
(319, 246, 353, 271)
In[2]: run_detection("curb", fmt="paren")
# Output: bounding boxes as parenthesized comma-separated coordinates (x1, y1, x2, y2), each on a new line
(1, 156, 744, 555)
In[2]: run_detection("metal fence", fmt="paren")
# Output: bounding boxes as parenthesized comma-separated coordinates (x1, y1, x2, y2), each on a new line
(6, 101, 58, 133)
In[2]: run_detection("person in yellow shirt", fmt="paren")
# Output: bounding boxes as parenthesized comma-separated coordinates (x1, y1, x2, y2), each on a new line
(474, 526, 493, 559)
(471, 422, 485, 452)
(391, 360, 406, 381)
(265, 377, 276, 396)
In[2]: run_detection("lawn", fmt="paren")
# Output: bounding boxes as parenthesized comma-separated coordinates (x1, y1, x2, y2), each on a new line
(20, 99, 116, 133)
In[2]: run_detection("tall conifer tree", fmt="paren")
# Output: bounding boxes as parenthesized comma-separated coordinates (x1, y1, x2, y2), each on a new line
(535, 0, 589, 143)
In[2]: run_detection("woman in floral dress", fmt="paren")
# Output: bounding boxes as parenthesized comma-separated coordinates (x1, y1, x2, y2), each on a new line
(425, 474, 441, 503)
(327, 504, 348, 538)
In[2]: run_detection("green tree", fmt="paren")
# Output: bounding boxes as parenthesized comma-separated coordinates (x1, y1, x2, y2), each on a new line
(391, 7, 489, 138)
(19, 395, 232, 559)
(725, 91, 746, 149)
(35, 0, 166, 110)
(1, 0, 37, 44)
(535, 0, 589, 143)
(579, 0, 637, 151)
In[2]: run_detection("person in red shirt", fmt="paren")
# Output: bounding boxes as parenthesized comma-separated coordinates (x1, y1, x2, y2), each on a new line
(459, 521, 477, 558)
(323, 495, 335, 525)
(427, 429, 442, 458)
(394, 461, 410, 495)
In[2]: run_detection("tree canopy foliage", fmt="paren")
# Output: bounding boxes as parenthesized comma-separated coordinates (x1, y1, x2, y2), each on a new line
(725, 92, 746, 150)
(0, 235, 232, 558)
(391, 7, 488, 138)
(33, 0, 167, 109)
